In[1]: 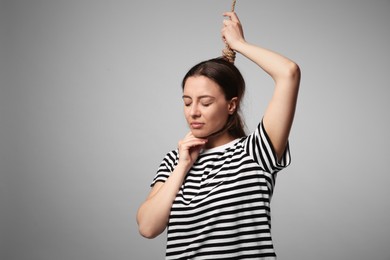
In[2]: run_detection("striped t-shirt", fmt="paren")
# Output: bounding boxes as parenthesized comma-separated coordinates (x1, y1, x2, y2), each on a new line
(151, 121, 291, 259)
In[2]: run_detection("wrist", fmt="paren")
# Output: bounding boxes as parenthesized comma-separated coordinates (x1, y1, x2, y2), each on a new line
(176, 161, 192, 174)
(232, 39, 249, 53)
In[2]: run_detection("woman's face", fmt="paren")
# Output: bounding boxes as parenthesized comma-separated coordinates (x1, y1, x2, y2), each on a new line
(182, 76, 236, 139)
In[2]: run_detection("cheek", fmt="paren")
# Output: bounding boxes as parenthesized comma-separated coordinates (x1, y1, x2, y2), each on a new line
(207, 107, 229, 123)
(183, 107, 190, 120)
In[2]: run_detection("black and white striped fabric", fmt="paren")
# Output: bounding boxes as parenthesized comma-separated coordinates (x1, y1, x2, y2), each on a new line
(151, 120, 291, 259)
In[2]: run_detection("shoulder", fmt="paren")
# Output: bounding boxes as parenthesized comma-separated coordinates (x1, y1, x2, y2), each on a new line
(151, 149, 179, 186)
(159, 149, 179, 168)
(239, 120, 291, 173)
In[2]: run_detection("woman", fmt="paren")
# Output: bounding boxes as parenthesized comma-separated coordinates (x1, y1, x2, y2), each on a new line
(137, 11, 300, 259)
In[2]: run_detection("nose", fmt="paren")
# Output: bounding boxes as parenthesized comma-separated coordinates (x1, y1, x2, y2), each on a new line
(190, 103, 201, 118)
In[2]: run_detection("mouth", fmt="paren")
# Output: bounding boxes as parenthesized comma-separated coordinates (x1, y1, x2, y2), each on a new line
(190, 122, 205, 129)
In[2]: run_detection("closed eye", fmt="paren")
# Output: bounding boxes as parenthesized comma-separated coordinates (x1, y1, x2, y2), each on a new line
(200, 97, 215, 107)
(201, 102, 212, 107)
(182, 96, 192, 107)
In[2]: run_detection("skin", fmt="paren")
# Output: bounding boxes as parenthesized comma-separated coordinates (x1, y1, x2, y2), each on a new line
(182, 75, 237, 148)
(137, 11, 300, 239)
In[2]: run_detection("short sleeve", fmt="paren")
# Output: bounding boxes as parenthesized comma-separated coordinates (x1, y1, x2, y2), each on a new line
(150, 149, 179, 187)
(243, 119, 291, 174)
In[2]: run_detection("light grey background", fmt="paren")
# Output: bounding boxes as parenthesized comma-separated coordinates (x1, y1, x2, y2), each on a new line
(1, 0, 389, 259)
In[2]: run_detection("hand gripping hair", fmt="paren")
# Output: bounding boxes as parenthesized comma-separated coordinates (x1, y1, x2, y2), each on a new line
(222, 0, 237, 63)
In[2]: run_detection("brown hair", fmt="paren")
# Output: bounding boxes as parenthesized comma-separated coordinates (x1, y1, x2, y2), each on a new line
(181, 57, 246, 138)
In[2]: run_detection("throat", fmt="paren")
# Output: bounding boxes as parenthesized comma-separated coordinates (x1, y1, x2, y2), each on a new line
(204, 132, 235, 149)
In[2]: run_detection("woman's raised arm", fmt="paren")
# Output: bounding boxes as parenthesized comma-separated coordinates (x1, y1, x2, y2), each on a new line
(222, 12, 300, 159)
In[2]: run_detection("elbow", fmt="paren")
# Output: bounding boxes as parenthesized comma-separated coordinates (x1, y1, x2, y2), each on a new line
(138, 224, 162, 239)
(137, 217, 164, 239)
(285, 62, 301, 82)
(275, 61, 300, 84)
(136, 204, 166, 239)
(286, 62, 301, 82)
(274, 61, 301, 84)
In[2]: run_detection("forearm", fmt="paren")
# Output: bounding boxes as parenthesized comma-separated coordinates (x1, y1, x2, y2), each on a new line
(234, 41, 299, 82)
(137, 163, 189, 239)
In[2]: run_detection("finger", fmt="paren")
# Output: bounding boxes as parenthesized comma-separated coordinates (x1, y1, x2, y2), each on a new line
(184, 131, 193, 138)
(185, 138, 207, 148)
(189, 144, 204, 155)
(180, 136, 207, 147)
(230, 12, 240, 23)
(222, 11, 233, 19)
(223, 19, 233, 27)
(185, 132, 208, 142)
(222, 12, 240, 23)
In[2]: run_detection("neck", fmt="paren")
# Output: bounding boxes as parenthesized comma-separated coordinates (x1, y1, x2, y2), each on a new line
(205, 131, 235, 149)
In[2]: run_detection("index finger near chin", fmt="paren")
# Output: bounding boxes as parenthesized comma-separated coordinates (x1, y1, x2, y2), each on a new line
(184, 131, 194, 138)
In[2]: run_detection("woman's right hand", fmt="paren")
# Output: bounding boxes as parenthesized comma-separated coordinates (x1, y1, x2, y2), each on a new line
(137, 132, 207, 238)
(177, 132, 207, 169)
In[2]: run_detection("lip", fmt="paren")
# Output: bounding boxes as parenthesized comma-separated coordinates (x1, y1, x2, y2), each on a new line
(190, 122, 204, 129)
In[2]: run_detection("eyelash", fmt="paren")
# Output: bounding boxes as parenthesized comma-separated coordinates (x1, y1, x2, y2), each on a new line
(184, 103, 211, 107)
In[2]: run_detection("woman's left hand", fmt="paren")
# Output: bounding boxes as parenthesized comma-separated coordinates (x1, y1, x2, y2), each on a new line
(221, 12, 245, 50)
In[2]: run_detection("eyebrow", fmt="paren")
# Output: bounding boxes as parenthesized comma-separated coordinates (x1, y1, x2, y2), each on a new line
(182, 95, 215, 100)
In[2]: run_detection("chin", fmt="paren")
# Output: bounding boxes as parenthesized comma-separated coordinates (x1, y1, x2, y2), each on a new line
(191, 129, 210, 138)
